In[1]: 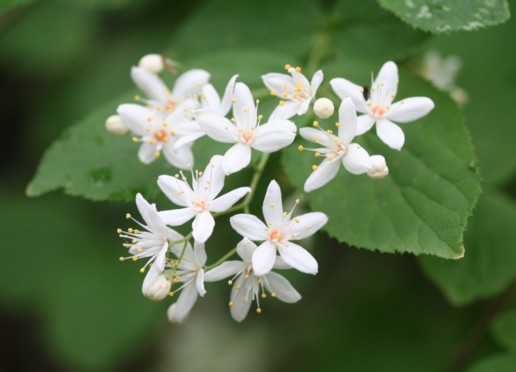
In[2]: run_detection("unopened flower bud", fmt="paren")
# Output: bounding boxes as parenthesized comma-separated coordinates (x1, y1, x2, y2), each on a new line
(145, 275, 171, 301)
(138, 54, 164, 74)
(105, 115, 129, 136)
(367, 155, 389, 180)
(313, 98, 334, 119)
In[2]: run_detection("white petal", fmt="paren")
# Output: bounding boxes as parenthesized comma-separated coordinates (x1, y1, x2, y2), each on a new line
(163, 143, 194, 170)
(330, 78, 367, 112)
(357, 114, 376, 135)
(201, 84, 221, 111)
(172, 69, 210, 99)
(131, 67, 169, 103)
(277, 242, 318, 275)
(222, 143, 251, 175)
(233, 82, 256, 128)
(195, 111, 237, 143)
(138, 143, 158, 164)
(157, 175, 193, 207)
(135, 193, 166, 234)
(196, 269, 206, 297)
(117, 104, 153, 136)
(299, 127, 334, 148)
(337, 97, 358, 144)
(289, 68, 311, 90)
(193, 241, 208, 266)
(230, 274, 253, 322)
(272, 256, 291, 269)
(236, 238, 257, 262)
(141, 264, 161, 296)
(310, 70, 324, 96)
(386, 97, 435, 123)
(192, 211, 215, 243)
(159, 208, 196, 226)
(269, 101, 301, 121)
(262, 180, 283, 226)
(296, 99, 312, 115)
(153, 242, 168, 272)
(376, 119, 405, 150)
(200, 155, 225, 200)
(167, 282, 198, 323)
(374, 61, 398, 103)
(261, 73, 295, 94)
(204, 261, 245, 282)
(230, 214, 268, 241)
(264, 271, 301, 303)
(252, 121, 297, 153)
(304, 158, 341, 192)
(219, 74, 238, 116)
(252, 241, 277, 276)
(173, 131, 205, 150)
(342, 144, 372, 174)
(210, 187, 250, 212)
(286, 212, 328, 240)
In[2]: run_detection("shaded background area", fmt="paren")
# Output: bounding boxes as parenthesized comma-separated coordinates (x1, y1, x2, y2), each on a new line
(1, 0, 515, 371)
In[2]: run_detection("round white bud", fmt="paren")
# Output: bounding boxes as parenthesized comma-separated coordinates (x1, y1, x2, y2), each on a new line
(313, 98, 335, 119)
(105, 115, 129, 136)
(138, 54, 164, 74)
(145, 275, 171, 301)
(367, 155, 389, 180)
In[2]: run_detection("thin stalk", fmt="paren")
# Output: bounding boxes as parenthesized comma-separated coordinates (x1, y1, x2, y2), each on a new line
(204, 247, 237, 271)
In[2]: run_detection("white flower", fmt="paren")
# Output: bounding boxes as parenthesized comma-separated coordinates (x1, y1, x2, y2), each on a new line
(230, 180, 327, 276)
(118, 193, 190, 298)
(105, 114, 129, 136)
(131, 66, 210, 113)
(299, 98, 374, 192)
(204, 238, 301, 322)
(367, 155, 389, 180)
(262, 66, 323, 120)
(330, 61, 435, 150)
(144, 274, 171, 301)
(313, 97, 335, 119)
(166, 241, 208, 323)
(138, 54, 165, 74)
(194, 82, 297, 175)
(117, 103, 203, 167)
(200, 74, 238, 116)
(158, 155, 250, 243)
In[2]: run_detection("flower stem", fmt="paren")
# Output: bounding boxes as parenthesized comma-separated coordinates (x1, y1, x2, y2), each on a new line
(204, 247, 237, 271)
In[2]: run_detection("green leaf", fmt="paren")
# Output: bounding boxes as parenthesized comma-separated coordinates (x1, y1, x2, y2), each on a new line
(377, 0, 510, 33)
(0, 0, 36, 10)
(169, 0, 322, 61)
(492, 310, 516, 351)
(282, 71, 480, 259)
(420, 191, 516, 305)
(0, 188, 161, 369)
(468, 353, 516, 372)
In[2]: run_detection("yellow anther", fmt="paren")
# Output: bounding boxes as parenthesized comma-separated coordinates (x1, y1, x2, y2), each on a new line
(231, 98, 236, 103)
(175, 275, 181, 280)
(134, 229, 140, 234)
(229, 301, 234, 307)
(256, 99, 260, 104)
(294, 218, 300, 223)
(132, 256, 138, 262)
(156, 106, 162, 111)
(391, 94, 397, 98)
(154, 152, 161, 158)
(313, 121, 319, 127)
(261, 293, 267, 299)
(295, 66, 301, 72)
(163, 122, 168, 127)
(169, 291, 174, 297)
(279, 100, 285, 106)
(231, 117, 236, 122)
(146, 127, 151, 132)
(146, 117, 152, 122)
(134, 95, 141, 101)
(329, 155, 334, 161)
(290, 233, 296, 239)
(236, 285, 241, 290)
(295, 198, 300, 204)
(313, 135, 319, 142)
(284, 64, 292, 70)
(258, 278, 263, 284)
(258, 114, 263, 120)
(327, 130, 333, 135)
(149, 139, 155, 144)
(271, 292, 277, 298)
(137, 248, 143, 253)
(336, 122, 341, 127)
(242, 296, 248, 302)
(139, 268, 145, 273)
(228, 280, 233, 286)
(271, 90, 277, 96)
(119, 257, 125, 262)
(312, 165, 318, 171)
(282, 92, 289, 98)
(132, 137, 139, 143)
(244, 274, 250, 280)
(315, 152, 321, 157)
(128, 228, 133, 233)
(298, 145, 304, 151)
(126, 213, 131, 219)
(256, 308, 262, 314)
(117, 228, 122, 234)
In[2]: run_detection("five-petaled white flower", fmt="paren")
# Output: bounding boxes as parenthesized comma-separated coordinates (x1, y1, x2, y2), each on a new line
(230, 180, 327, 276)
(117, 103, 202, 167)
(131, 66, 210, 113)
(200, 74, 238, 116)
(118, 193, 190, 298)
(166, 241, 209, 323)
(262, 66, 323, 120)
(158, 155, 250, 243)
(330, 61, 435, 150)
(194, 82, 297, 175)
(300, 98, 374, 192)
(204, 238, 301, 322)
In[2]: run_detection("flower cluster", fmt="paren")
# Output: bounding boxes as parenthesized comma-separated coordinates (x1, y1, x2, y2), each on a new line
(111, 54, 434, 323)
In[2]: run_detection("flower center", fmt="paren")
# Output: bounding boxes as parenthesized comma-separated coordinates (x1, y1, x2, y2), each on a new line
(193, 200, 206, 211)
(371, 105, 386, 118)
(154, 128, 168, 142)
(269, 229, 283, 243)
(241, 130, 253, 144)
(166, 100, 176, 113)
